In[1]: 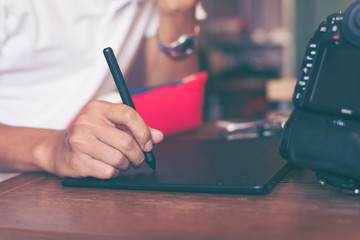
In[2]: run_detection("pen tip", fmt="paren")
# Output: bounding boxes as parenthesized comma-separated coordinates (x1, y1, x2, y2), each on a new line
(148, 161, 156, 170)
(145, 151, 156, 170)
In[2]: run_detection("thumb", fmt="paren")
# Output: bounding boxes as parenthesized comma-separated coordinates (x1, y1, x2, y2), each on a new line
(150, 128, 164, 144)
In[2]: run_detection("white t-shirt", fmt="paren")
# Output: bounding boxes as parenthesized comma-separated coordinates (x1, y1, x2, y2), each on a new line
(0, 0, 159, 129)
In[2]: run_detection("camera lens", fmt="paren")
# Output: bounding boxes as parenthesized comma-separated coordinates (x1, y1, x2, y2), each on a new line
(356, 13, 360, 27)
(343, 0, 360, 46)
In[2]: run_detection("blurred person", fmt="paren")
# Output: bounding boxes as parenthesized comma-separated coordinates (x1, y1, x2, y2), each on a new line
(0, 0, 204, 179)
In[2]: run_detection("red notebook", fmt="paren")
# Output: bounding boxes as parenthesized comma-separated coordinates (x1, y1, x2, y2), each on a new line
(68, 72, 208, 136)
(133, 72, 208, 136)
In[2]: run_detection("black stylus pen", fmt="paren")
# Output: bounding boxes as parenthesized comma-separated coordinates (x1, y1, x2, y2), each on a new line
(103, 47, 156, 170)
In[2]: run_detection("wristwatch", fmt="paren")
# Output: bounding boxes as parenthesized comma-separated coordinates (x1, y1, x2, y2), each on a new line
(156, 25, 200, 60)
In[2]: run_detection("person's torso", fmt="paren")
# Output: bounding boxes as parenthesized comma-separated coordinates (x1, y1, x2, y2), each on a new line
(0, 0, 158, 129)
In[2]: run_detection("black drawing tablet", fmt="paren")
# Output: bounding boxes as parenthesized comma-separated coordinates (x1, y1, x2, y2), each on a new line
(61, 137, 290, 194)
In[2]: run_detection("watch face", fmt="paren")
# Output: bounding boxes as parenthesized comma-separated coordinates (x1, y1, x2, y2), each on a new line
(182, 38, 195, 55)
(157, 33, 199, 60)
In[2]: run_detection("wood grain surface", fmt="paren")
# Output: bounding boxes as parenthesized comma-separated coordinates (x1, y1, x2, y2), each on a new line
(0, 168, 359, 240)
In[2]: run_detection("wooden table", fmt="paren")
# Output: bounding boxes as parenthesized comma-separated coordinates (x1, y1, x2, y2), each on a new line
(1, 167, 360, 240)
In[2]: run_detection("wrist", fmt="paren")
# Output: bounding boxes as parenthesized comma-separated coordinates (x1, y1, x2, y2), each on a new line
(33, 129, 66, 175)
(157, 7, 199, 60)
(156, 24, 200, 60)
(158, 7, 197, 43)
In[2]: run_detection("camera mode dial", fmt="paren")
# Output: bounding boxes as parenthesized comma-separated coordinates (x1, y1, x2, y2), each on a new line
(342, 0, 360, 47)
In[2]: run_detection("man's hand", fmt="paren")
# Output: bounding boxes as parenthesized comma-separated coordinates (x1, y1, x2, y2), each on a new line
(49, 101, 163, 179)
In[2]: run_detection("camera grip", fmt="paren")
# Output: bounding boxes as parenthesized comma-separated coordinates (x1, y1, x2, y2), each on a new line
(280, 110, 360, 180)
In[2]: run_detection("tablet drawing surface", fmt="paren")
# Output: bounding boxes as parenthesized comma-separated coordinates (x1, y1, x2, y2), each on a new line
(62, 137, 290, 194)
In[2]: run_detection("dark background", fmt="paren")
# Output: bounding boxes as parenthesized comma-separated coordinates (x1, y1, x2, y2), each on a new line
(127, 0, 355, 121)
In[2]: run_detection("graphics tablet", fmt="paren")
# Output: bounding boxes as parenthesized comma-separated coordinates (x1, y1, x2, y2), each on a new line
(61, 137, 290, 194)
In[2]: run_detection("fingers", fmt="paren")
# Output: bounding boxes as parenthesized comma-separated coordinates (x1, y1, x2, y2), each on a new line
(86, 137, 132, 171)
(59, 101, 164, 179)
(150, 128, 164, 144)
(93, 123, 145, 168)
(82, 157, 120, 180)
(65, 152, 121, 180)
(103, 103, 155, 152)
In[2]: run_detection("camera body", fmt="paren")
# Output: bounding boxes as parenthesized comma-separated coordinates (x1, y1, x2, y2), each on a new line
(280, 1, 360, 191)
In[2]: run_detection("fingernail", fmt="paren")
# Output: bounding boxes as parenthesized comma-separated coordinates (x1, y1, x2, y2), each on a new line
(112, 169, 120, 178)
(145, 140, 153, 152)
(151, 128, 162, 134)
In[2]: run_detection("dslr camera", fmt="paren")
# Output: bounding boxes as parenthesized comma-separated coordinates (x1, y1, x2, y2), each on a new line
(280, 0, 360, 193)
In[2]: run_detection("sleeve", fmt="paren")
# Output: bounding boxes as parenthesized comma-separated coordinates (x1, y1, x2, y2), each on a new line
(0, 3, 6, 47)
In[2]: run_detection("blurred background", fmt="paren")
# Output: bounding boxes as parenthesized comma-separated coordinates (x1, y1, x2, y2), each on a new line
(129, 0, 355, 123)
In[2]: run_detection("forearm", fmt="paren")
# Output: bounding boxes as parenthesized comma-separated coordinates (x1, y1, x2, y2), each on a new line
(0, 124, 63, 173)
(145, 4, 199, 86)
(0, 101, 164, 179)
